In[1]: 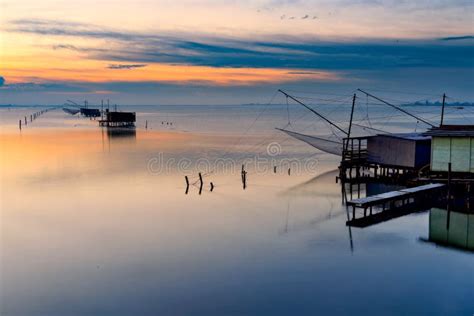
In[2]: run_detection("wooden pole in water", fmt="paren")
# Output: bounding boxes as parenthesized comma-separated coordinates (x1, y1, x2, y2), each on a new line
(199, 172, 203, 187)
(185, 176, 189, 194)
(145, 120, 148, 129)
(241, 164, 247, 189)
(198, 173, 203, 195)
(210, 182, 214, 192)
(19, 120, 21, 130)
(440, 93, 446, 127)
(447, 162, 451, 229)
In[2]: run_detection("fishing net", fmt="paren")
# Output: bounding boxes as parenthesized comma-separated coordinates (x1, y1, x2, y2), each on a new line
(277, 128, 343, 156)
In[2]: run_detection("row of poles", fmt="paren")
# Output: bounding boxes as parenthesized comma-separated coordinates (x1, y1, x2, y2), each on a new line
(184, 173, 214, 195)
(19, 108, 51, 130)
(184, 165, 292, 195)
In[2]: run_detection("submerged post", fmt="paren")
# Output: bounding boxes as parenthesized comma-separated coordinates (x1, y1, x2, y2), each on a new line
(241, 164, 247, 189)
(198, 172, 203, 187)
(19, 120, 21, 130)
(185, 176, 189, 194)
(440, 93, 446, 126)
(198, 172, 203, 195)
(447, 162, 452, 229)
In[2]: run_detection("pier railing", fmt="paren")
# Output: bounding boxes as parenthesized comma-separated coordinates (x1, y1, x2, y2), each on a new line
(342, 136, 368, 162)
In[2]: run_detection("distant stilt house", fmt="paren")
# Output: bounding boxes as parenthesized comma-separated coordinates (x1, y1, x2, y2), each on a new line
(80, 108, 101, 118)
(99, 109, 136, 127)
(423, 125, 474, 173)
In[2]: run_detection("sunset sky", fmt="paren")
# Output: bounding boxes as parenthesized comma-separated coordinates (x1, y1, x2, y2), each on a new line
(1, 0, 473, 104)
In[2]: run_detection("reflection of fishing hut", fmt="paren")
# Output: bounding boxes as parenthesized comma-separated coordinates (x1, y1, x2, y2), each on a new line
(106, 127, 136, 139)
(99, 109, 136, 127)
(424, 207, 474, 251)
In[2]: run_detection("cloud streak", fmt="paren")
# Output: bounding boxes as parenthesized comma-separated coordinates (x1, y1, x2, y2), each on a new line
(107, 64, 147, 69)
(8, 19, 474, 72)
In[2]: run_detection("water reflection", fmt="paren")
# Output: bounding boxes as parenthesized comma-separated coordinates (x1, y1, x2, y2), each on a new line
(2, 107, 474, 316)
(424, 208, 474, 252)
(106, 127, 136, 140)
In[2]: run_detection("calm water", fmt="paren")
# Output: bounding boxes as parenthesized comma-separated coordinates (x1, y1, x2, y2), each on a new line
(1, 104, 473, 315)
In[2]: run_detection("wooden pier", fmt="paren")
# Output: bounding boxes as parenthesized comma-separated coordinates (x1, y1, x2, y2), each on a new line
(346, 183, 445, 227)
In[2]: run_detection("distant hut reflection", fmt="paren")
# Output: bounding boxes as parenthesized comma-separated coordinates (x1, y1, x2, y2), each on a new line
(106, 127, 136, 140)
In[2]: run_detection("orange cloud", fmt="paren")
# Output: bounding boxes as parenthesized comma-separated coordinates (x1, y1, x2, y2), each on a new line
(2, 59, 340, 86)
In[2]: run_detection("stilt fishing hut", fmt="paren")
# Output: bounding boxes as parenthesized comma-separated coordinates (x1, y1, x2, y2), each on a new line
(99, 109, 136, 127)
(423, 125, 474, 174)
(80, 108, 101, 118)
(366, 133, 431, 170)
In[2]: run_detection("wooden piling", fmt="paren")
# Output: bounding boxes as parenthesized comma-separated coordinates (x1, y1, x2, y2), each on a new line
(210, 182, 214, 192)
(198, 173, 203, 195)
(241, 164, 247, 189)
(19, 120, 21, 130)
(447, 162, 452, 229)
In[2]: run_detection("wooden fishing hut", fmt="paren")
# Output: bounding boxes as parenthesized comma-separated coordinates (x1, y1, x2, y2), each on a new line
(341, 133, 431, 182)
(99, 109, 136, 127)
(367, 133, 431, 169)
(423, 125, 474, 174)
(80, 108, 101, 118)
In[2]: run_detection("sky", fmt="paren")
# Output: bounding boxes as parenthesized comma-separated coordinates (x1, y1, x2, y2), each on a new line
(0, 0, 473, 105)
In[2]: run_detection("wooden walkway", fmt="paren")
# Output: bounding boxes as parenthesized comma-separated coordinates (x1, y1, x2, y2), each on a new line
(346, 183, 445, 227)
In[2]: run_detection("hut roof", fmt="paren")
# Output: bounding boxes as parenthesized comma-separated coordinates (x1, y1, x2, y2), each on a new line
(423, 125, 474, 137)
(375, 132, 431, 141)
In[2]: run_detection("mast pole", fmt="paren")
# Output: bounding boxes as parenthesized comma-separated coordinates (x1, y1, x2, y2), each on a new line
(357, 89, 436, 128)
(278, 89, 348, 135)
(440, 93, 446, 126)
(347, 93, 356, 139)
(346, 93, 356, 150)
